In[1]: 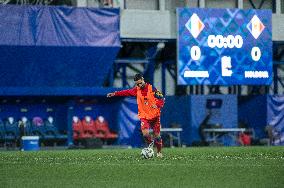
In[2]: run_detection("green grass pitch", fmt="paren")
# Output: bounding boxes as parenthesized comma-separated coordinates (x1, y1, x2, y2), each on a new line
(0, 146, 284, 188)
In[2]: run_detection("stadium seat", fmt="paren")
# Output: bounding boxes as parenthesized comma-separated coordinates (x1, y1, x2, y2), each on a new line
(3, 117, 19, 148)
(0, 119, 5, 142)
(72, 116, 103, 148)
(72, 116, 84, 140)
(4, 117, 19, 140)
(31, 116, 45, 138)
(94, 116, 118, 140)
(44, 116, 67, 140)
(81, 116, 97, 138)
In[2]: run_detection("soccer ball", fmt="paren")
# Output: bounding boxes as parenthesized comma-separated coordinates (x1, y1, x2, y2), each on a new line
(141, 147, 154, 159)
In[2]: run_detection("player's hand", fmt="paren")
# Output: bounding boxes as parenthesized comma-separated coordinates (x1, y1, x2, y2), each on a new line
(151, 104, 158, 109)
(107, 92, 115, 97)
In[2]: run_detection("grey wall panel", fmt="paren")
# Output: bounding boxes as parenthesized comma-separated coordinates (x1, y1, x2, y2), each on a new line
(272, 14, 284, 41)
(165, 0, 186, 10)
(205, 0, 236, 8)
(125, 0, 158, 10)
(120, 10, 176, 39)
(186, 0, 199, 7)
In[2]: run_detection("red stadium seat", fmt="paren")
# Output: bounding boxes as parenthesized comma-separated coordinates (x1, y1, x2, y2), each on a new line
(72, 116, 84, 140)
(94, 116, 118, 140)
(81, 116, 95, 138)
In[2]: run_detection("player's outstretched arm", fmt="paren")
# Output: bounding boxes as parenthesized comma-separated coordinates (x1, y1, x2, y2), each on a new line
(107, 92, 116, 97)
(108, 88, 137, 97)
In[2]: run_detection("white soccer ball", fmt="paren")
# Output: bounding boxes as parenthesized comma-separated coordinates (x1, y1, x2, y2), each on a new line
(141, 147, 154, 159)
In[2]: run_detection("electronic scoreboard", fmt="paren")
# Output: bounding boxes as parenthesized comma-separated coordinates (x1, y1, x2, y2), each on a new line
(177, 8, 272, 85)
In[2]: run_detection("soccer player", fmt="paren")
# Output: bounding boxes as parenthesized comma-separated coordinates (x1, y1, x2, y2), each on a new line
(107, 73, 165, 158)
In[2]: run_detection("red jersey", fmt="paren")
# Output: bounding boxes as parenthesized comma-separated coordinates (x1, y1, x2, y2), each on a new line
(114, 83, 165, 108)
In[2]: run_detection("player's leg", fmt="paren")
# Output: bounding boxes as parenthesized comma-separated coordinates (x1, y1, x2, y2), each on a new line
(152, 117, 163, 157)
(140, 118, 152, 145)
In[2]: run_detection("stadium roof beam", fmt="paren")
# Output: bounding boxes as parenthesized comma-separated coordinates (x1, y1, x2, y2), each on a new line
(115, 59, 149, 64)
(248, 0, 266, 9)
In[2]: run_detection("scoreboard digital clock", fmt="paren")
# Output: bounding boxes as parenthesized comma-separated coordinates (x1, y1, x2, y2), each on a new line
(177, 8, 272, 85)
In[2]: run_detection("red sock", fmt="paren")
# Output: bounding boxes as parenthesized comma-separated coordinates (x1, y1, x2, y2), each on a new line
(155, 137, 163, 153)
(144, 135, 152, 145)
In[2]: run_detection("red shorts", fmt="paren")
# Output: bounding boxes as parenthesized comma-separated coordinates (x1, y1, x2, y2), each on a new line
(140, 117, 161, 135)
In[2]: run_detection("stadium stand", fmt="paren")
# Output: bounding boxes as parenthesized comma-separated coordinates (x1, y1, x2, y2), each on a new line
(72, 116, 104, 148)
(0, 1, 283, 149)
(72, 115, 117, 147)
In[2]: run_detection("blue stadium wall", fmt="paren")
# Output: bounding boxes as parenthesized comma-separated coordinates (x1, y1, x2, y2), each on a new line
(0, 5, 120, 95)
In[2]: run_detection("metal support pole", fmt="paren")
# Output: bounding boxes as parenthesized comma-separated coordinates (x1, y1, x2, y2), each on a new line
(159, 0, 166, 10)
(273, 64, 278, 94)
(67, 105, 74, 147)
(195, 85, 199, 94)
(162, 63, 166, 95)
(122, 65, 127, 87)
(108, 65, 114, 87)
(233, 85, 237, 94)
(228, 86, 232, 94)
(189, 86, 194, 94)
(201, 85, 204, 94)
(238, 86, 242, 95)
(248, 0, 256, 9)
(123, 0, 126, 9)
(258, 0, 266, 9)
(265, 86, 269, 94)
(237, 0, 243, 9)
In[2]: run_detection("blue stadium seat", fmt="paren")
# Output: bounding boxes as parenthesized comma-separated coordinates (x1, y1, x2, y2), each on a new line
(44, 116, 67, 140)
(0, 119, 5, 141)
(31, 117, 45, 139)
(4, 117, 19, 140)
